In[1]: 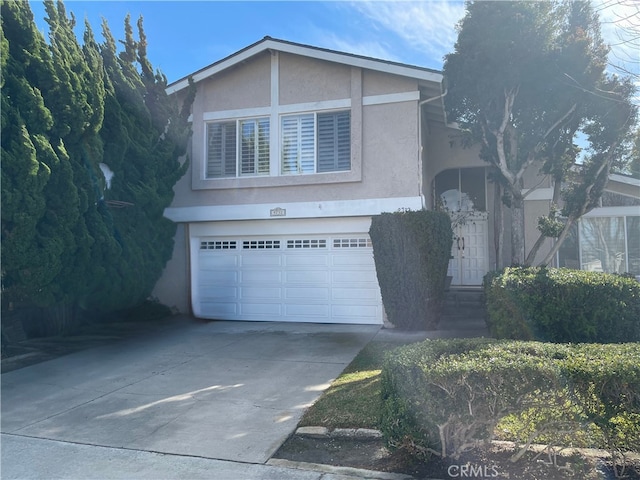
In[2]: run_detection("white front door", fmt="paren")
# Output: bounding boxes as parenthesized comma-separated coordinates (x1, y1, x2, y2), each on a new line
(448, 217, 488, 286)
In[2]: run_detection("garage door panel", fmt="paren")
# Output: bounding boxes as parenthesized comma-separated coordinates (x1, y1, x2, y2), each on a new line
(200, 302, 238, 316)
(332, 288, 378, 301)
(240, 303, 282, 316)
(241, 286, 282, 299)
(200, 254, 239, 268)
(284, 255, 329, 267)
(284, 304, 330, 318)
(285, 287, 330, 300)
(285, 270, 329, 284)
(332, 270, 377, 284)
(331, 254, 373, 267)
(242, 270, 282, 283)
(241, 255, 282, 267)
(200, 270, 238, 285)
(199, 286, 238, 300)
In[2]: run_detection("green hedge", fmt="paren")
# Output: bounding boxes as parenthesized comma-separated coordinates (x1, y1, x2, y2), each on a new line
(380, 339, 640, 463)
(484, 267, 640, 343)
(369, 210, 452, 330)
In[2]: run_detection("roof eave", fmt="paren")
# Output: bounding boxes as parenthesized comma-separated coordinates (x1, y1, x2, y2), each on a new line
(167, 36, 442, 95)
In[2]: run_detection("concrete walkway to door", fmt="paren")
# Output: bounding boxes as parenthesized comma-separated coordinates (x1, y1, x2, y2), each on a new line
(1, 319, 382, 479)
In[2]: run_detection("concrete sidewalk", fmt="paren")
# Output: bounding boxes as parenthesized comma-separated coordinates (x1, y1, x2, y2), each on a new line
(1, 319, 384, 479)
(1, 434, 410, 479)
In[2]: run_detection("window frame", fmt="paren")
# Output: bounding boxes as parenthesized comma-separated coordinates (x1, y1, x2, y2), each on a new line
(205, 116, 271, 179)
(280, 110, 351, 176)
(556, 213, 640, 275)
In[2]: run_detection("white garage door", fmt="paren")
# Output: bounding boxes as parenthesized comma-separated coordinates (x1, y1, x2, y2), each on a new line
(194, 234, 382, 324)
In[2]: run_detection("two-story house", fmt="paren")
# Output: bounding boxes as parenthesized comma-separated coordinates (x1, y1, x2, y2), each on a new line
(153, 37, 640, 325)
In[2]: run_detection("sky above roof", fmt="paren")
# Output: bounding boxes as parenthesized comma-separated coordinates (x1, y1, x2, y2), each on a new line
(28, 1, 638, 86)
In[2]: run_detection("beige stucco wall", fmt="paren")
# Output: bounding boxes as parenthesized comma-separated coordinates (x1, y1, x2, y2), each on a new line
(607, 178, 640, 199)
(151, 223, 189, 313)
(279, 53, 351, 104)
(422, 124, 484, 209)
(169, 51, 422, 209)
(363, 70, 416, 96)
(197, 52, 271, 112)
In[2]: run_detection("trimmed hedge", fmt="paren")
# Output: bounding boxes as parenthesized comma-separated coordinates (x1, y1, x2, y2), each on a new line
(380, 339, 640, 462)
(484, 267, 640, 343)
(369, 210, 452, 330)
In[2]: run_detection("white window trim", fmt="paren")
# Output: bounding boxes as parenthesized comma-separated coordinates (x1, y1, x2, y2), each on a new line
(205, 116, 271, 179)
(556, 212, 640, 274)
(205, 107, 351, 180)
(583, 206, 640, 217)
(279, 109, 351, 176)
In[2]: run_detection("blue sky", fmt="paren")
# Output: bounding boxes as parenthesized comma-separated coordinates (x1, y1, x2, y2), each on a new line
(28, 1, 638, 86)
(28, 1, 465, 83)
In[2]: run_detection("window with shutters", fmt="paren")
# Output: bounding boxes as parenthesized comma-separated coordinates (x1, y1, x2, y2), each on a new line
(281, 111, 351, 175)
(206, 118, 270, 178)
(206, 110, 350, 179)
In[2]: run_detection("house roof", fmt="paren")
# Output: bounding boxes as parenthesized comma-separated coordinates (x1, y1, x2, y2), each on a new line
(609, 173, 640, 188)
(166, 36, 444, 95)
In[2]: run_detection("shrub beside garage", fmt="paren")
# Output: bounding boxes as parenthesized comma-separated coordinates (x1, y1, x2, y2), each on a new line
(380, 339, 640, 464)
(484, 267, 640, 343)
(369, 210, 452, 331)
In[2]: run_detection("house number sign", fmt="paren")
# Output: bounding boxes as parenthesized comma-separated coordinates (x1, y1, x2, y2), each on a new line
(270, 207, 287, 217)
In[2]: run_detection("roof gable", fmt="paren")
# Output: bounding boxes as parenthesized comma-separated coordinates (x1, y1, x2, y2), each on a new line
(167, 36, 443, 94)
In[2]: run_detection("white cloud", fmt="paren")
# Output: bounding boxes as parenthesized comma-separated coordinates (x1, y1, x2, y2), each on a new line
(592, 0, 640, 78)
(314, 30, 399, 61)
(348, 1, 465, 65)
(308, 1, 465, 69)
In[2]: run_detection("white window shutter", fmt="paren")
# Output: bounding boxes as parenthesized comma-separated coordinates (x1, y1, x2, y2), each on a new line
(318, 111, 350, 172)
(257, 118, 270, 175)
(299, 114, 315, 174)
(281, 116, 299, 175)
(207, 122, 237, 177)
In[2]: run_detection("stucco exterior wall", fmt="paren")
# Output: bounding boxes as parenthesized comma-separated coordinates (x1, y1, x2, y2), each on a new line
(279, 53, 351, 104)
(363, 70, 416, 96)
(198, 52, 271, 112)
(169, 51, 422, 210)
(151, 223, 189, 313)
(422, 124, 483, 209)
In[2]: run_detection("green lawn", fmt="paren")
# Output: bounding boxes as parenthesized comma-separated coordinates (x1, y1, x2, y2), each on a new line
(299, 341, 408, 429)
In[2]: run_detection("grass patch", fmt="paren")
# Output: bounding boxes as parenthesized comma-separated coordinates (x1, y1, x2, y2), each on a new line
(299, 341, 410, 429)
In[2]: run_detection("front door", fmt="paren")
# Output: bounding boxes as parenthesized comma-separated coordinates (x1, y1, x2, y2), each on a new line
(435, 167, 489, 287)
(448, 215, 489, 286)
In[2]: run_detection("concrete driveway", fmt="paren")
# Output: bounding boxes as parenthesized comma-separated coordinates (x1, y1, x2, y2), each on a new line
(1, 318, 381, 479)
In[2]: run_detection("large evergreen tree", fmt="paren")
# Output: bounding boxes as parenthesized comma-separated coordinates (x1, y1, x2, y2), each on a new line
(1, 0, 59, 310)
(95, 15, 194, 311)
(443, 1, 637, 266)
(1, 0, 193, 336)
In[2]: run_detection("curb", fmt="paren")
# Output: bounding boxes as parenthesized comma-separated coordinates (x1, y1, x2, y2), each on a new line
(267, 458, 416, 480)
(295, 426, 383, 439)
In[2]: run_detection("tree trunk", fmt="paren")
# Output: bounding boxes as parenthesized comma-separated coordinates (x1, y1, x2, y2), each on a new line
(494, 183, 504, 269)
(525, 235, 547, 266)
(540, 217, 577, 266)
(511, 195, 525, 265)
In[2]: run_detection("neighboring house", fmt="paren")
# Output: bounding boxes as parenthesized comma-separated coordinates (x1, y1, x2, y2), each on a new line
(153, 37, 640, 325)
(557, 174, 640, 276)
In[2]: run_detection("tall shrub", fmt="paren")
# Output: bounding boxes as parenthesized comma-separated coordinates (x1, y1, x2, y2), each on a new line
(369, 210, 452, 330)
(1, 1, 194, 336)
